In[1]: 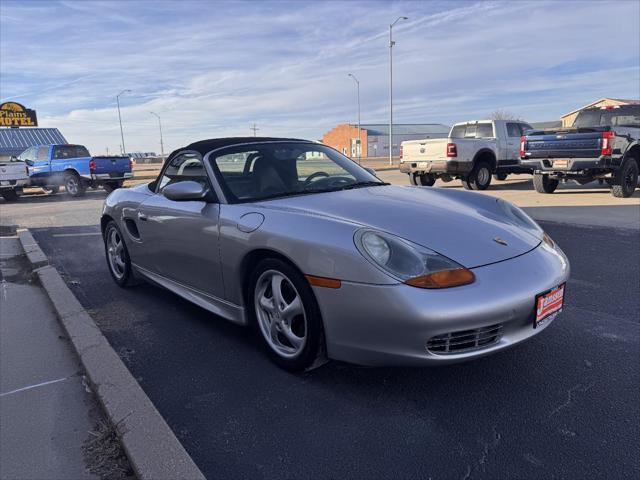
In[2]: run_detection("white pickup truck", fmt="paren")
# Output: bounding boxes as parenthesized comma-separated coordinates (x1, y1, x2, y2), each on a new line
(0, 157, 29, 202)
(399, 119, 534, 190)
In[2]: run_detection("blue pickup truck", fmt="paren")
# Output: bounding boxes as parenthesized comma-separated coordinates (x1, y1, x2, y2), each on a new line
(17, 144, 133, 197)
(521, 105, 639, 198)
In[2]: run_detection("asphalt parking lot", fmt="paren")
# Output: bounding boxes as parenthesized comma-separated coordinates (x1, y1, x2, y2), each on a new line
(1, 176, 639, 479)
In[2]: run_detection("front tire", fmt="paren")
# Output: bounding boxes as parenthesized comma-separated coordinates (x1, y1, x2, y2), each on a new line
(533, 173, 559, 194)
(249, 258, 325, 372)
(611, 158, 638, 198)
(103, 221, 135, 287)
(64, 172, 86, 197)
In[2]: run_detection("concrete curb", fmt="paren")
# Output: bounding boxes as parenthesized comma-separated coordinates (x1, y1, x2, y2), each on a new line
(16, 229, 48, 269)
(18, 230, 206, 480)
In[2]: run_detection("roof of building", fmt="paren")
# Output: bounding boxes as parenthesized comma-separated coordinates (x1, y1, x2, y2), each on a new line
(351, 124, 450, 136)
(531, 120, 562, 129)
(561, 98, 640, 118)
(177, 137, 312, 158)
(0, 128, 67, 155)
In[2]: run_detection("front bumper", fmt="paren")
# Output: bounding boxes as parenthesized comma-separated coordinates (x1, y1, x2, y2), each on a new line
(399, 160, 473, 175)
(521, 156, 620, 174)
(313, 242, 569, 366)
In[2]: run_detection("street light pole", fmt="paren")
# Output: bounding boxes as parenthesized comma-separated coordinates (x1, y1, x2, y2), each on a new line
(347, 73, 361, 164)
(389, 16, 408, 166)
(116, 89, 131, 155)
(149, 111, 164, 158)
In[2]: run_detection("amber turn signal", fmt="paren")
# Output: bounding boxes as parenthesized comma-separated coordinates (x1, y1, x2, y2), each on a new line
(305, 274, 342, 289)
(405, 268, 475, 289)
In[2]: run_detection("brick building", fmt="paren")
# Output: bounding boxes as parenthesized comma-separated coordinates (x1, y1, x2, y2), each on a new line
(322, 123, 449, 158)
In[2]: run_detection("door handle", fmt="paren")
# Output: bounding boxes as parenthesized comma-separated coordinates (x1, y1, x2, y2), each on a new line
(137, 212, 148, 221)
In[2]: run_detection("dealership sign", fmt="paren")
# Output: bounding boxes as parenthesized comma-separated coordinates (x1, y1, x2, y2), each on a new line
(0, 102, 38, 127)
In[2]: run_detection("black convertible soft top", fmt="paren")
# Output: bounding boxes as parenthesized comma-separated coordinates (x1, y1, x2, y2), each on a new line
(170, 137, 314, 159)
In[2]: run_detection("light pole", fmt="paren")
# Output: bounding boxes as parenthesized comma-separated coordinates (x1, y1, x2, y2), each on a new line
(389, 16, 408, 165)
(149, 111, 164, 158)
(116, 89, 131, 155)
(347, 73, 361, 164)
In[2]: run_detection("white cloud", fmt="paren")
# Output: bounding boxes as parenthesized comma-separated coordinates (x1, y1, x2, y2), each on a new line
(1, 0, 638, 155)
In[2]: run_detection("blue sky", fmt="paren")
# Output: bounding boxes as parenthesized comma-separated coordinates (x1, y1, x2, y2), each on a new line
(1, 0, 639, 154)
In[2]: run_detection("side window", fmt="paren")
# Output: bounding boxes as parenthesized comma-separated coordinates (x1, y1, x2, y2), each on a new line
(506, 123, 521, 137)
(53, 146, 73, 159)
(475, 123, 494, 138)
(37, 147, 49, 160)
(519, 123, 533, 134)
(157, 152, 207, 193)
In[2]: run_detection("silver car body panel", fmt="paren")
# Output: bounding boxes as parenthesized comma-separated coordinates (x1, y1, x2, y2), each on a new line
(102, 141, 570, 366)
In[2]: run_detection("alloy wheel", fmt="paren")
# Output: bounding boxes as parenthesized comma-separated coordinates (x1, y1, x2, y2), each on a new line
(254, 270, 307, 358)
(106, 227, 126, 280)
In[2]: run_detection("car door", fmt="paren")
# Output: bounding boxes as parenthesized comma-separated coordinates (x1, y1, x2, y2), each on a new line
(135, 151, 224, 299)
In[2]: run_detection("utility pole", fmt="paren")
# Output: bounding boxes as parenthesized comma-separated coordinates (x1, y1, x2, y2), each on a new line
(348, 73, 361, 164)
(250, 123, 259, 136)
(150, 112, 165, 157)
(389, 16, 408, 165)
(116, 89, 132, 155)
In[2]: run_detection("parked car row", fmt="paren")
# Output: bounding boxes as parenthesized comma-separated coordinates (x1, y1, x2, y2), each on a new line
(0, 143, 133, 201)
(399, 105, 640, 198)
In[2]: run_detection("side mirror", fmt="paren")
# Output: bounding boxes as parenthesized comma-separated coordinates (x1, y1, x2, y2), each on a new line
(163, 181, 209, 201)
(24, 159, 34, 166)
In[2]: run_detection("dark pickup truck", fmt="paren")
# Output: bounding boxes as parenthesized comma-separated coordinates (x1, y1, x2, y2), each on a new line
(520, 104, 639, 198)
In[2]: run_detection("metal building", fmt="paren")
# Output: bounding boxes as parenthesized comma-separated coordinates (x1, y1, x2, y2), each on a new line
(0, 128, 68, 161)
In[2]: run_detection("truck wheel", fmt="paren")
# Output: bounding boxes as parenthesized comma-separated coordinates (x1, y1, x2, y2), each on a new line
(417, 173, 436, 186)
(493, 173, 508, 181)
(532, 173, 559, 194)
(1, 189, 20, 202)
(103, 181, 124, 193)
(463, 161, 492, 190)
(42, 186, 60, 195)
(409, 173, 418, 185)
(64, 172, 86, 197)
(611, 158, 639, 198)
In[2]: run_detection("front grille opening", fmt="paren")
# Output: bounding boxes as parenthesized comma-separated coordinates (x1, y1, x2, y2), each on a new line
(427, 323, 503, 355)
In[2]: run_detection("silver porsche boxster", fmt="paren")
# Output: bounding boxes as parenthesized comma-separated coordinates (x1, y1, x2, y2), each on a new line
(102, 137, 569, 371)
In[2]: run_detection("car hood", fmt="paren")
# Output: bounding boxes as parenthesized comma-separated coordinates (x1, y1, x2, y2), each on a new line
(259, 185, 542, 268)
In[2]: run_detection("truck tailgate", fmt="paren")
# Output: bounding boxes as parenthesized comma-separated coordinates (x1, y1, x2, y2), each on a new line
(525, 132, 601, 159)
(91, 156, 131, 176)
(0, 161, 28, 182)
(402, 139, 448, 162)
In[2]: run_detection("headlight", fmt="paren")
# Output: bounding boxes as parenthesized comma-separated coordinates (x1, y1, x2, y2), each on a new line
(354, 230, 475, 289)
(497, 198, 542, 236)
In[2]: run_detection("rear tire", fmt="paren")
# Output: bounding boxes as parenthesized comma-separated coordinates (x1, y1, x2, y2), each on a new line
(409, 173, 418, 185)
(1, 189, 20, 202)
(462, 161, 492, 190)
(417, 173, 436, 186)
(533, 173, 559, 194)
(611, 158, 638, 198)
(248, 258, 326, 372)
(103, 181, 124, 193)
(103, 221, 136, 287)
(493, 173, 508, 181)
(64, 172, 86, 197)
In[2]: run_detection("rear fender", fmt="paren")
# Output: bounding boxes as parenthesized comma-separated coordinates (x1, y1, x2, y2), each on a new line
(472, 149, 497, 171)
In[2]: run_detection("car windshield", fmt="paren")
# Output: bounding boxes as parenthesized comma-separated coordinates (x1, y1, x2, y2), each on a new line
(210, 142, 386, 203)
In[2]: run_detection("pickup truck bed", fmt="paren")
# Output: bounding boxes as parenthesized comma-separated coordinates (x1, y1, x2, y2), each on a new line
(521, 105, 639, 198)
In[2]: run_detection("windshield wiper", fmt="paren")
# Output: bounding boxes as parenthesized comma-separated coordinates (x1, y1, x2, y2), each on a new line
(338, 181, 389, 190)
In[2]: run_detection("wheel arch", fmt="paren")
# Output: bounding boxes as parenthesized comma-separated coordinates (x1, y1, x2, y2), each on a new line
(623, 142, 640, 167)
(472, 149, 497, 171)
(100, 214, 115, 237)
(240, 248, 307, 304)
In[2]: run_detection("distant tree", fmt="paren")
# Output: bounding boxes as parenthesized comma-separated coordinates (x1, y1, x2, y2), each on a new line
(489, 109, 522, 121)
